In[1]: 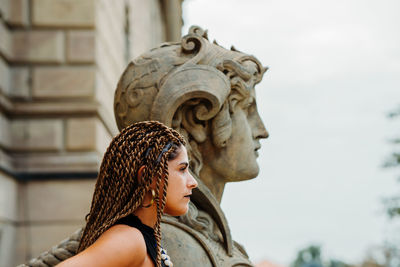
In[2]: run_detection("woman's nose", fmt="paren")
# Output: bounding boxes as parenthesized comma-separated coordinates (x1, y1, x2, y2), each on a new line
(188, 174, 198, 189)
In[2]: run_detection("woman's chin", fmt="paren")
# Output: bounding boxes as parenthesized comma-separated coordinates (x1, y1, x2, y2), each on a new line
(164, 205, 189, 217)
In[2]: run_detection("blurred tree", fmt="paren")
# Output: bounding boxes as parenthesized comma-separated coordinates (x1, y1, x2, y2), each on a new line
(380, 243, 400, 267)
(291, 245, 355, 267)
(380, 105, 400, 267)
(384, 106, 400, 218)
(290, 112, 400, 267)
(358, 244, 400, 267)
(359, 259, 383, 267)
(328, 260, 350, 267)
(292, 245, 324, 267)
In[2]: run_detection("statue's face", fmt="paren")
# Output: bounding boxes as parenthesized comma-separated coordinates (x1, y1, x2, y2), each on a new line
(201, 87, 268, 182)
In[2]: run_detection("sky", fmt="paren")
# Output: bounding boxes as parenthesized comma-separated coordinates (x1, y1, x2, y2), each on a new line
(182, 0, 400, 265)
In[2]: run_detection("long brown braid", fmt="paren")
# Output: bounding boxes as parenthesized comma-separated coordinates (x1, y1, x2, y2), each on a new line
(78, 121, 185, 266)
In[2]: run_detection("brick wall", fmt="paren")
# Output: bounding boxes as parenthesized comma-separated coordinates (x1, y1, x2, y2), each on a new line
(0, 0, 182, 265)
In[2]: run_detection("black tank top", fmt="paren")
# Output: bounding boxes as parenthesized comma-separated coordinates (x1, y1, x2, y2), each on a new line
(115, 214, 159, 266)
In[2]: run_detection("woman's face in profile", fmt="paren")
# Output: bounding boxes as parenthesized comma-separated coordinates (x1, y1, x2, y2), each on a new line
(164, 145, 198, 216)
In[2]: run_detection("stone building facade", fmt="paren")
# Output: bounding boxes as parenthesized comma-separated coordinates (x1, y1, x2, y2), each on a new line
(0, 0, 182, 266)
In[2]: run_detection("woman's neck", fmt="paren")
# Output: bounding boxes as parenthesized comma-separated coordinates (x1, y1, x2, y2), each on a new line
(133, 204, 158, 228)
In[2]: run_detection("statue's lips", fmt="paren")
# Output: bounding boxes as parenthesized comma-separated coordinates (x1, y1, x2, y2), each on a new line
(254, 142, 261, 157)
(254, 150, 259, 157)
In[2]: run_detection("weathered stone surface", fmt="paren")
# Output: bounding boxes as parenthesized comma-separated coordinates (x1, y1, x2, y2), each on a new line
(0, 148, 12, 175)
(0, 56, 10, 95)
(10, 100, 98, 116)
(0, 172, 20, 267)
(163, 0, 183, 41)
(10, 67, 30, 98)
(32, 67, 95, 98)
(0, 1, 176, 266)
(66, 117, 110, 153)
(161, 222, 213, 266)
(0, 113, 10, 148)
(95, 118, 112, 155)
(128, 0, 166, 58)
(10, 119, 63, 151)
(66, 30, 95, 63)
(95, 0, 126, 89)
(0, 0, 10, 19)
(8, 0, 29, 26)
(32, 0, 95, 28)
(0, 21, 12, 59)
(95, 72, 115, 127)
(13, 152, 101, 173)
(95, 0, 125, 62)
(96, 5, 124, 54)
(26, 179, 94, 222)
(12, 31, 64, 63)
(65, 117, 95, 151)
(0, 171, 18, 221)
(15, 225, 29, 265)
(29, 223, 83, 258)
(0, 222, 17, 267)
(95, 37, 124, 96)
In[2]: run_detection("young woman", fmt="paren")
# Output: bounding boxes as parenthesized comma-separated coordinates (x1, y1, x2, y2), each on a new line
(57, 121, 198, 267)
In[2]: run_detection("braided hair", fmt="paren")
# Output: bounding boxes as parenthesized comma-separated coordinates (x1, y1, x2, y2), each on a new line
(78, 121, 185, 266)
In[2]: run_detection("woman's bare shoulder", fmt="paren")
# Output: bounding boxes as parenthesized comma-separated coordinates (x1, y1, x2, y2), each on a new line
(94, 224, 147, 255)
(57, 225, 146, 267)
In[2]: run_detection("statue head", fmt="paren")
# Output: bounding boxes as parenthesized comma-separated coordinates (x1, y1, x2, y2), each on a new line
(114, 26, 268, 202)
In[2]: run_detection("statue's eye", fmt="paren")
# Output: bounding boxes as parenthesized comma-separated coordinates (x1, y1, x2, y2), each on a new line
(241, 102, 253, 116)
(244, 98, 254, 110)
(244, 100, 256, 117)
(242, 104, 250, 113)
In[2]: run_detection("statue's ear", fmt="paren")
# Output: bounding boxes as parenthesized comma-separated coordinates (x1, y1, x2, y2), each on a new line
(181, 103, 208, 143)
(150, 65, 231, 132)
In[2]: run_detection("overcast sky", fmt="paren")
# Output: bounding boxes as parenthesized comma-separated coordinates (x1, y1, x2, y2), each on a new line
(182, 0, 400, 265)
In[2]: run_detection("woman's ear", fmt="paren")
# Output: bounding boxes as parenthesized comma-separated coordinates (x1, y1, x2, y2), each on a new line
(137, 166, 146, 184)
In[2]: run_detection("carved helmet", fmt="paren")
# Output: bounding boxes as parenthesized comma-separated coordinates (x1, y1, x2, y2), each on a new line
(114, 26, 266, 176)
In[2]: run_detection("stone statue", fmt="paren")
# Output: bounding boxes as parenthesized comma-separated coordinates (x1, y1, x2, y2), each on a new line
(114, 26, 268, 266)
(19, 26, 268, 267)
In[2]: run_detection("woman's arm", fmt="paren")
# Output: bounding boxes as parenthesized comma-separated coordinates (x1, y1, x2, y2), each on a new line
(57, 225, 147, 267)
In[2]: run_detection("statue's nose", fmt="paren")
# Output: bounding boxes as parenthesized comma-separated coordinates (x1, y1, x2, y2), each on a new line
(259, 126, 269, 139)
(253, 112, 269, 139)
(256, 124, 269, 139)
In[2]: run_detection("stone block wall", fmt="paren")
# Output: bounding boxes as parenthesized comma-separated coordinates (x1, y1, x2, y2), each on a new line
(0, 170, 19, 267)
(0, 0, 183, 265)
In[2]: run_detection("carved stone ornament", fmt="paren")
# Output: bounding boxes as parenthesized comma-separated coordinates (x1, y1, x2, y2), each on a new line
(19, 26, 269, 267)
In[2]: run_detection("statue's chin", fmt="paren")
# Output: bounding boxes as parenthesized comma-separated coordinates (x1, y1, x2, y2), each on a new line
(225, 163, 260, 182)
